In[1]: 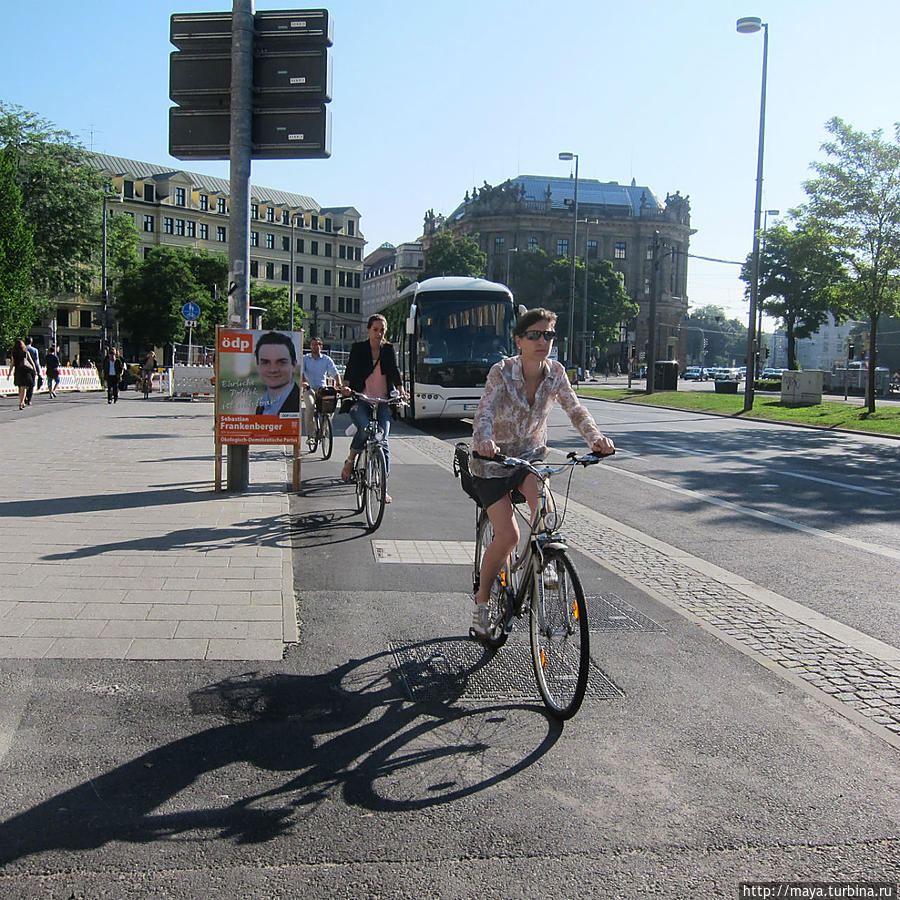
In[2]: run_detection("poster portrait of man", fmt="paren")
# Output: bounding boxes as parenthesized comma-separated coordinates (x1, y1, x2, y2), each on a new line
(253, 331, 301, 415)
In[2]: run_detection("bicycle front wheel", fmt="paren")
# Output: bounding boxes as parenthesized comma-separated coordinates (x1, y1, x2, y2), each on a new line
(354, 451, 366, 513)
(364, 446, 387, 531)
(320, 414, 333, 460)
(472, 512, 510, 649)
(529, 549, 589, 720)
(306, 415, 319, 453)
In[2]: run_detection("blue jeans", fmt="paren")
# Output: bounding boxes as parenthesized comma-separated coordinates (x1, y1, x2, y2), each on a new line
(349, 400, 391, 477)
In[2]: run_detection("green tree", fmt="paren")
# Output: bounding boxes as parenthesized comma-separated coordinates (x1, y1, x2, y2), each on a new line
(106, 210, 140, 287)
(742, 222, 845, 370)
(116, 247, 207, 349)
(422, 231, 486, 279)
(0, 147, 35, 351)
(0, 103, 105, 299)
(802, 116, 900, 411)
(248, 282, 306, 332)
(186, 252, 229, 343)
(684, 306, 748, 368)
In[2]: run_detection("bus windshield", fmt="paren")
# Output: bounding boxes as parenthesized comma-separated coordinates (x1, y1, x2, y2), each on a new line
(414, 291, 515, 388)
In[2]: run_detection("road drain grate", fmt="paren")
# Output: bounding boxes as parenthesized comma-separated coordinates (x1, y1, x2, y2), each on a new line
(390, 637, 623, 704)
(585, 592, 664, 632)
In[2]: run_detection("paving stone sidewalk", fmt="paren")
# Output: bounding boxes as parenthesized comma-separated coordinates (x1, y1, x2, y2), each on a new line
(0, 395, 294, 660)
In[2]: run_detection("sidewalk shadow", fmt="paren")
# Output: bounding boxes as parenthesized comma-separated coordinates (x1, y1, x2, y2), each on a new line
(0, 647, 559, 866)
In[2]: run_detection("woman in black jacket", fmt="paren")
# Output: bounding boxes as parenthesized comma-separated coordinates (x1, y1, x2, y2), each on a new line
(340, 314, 406, 499)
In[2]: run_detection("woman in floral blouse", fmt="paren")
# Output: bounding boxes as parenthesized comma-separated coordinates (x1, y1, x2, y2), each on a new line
(469, 308, 615, 639)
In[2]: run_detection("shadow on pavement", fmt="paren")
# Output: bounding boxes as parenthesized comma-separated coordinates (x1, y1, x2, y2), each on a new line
(0, 649, 560, 866)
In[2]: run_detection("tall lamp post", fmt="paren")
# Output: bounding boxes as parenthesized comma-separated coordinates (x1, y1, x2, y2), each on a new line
(582, 219, 598, 374)
(289, 211, 302, 332)
(757, 207, 779, 357)
(737, 15, 769, 411)
(506, 246, 518, 287)
(559, 151, 579, 368)
(100, 190, 122, 351)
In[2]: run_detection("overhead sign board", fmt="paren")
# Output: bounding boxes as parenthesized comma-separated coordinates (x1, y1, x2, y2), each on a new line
(170, 11, 232, 50)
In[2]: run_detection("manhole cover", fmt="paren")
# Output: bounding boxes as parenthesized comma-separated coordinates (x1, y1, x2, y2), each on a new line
(372, 540, 475, 565)
(585, 593, 664, 632)
(390, 637, 623, 705)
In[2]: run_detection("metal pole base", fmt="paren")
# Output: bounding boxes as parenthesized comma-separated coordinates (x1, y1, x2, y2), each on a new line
(226, 445, 249, 491)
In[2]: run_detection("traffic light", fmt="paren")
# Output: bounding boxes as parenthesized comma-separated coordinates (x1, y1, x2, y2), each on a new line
(848, 343, 855, 360)
(765, 346, 770, 359)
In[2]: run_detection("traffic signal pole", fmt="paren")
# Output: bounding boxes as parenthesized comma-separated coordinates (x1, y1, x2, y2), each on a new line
(226, 0, 253, 491)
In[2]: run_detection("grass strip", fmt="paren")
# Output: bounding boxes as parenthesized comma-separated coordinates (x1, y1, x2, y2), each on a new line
(577, 387, 900, 436)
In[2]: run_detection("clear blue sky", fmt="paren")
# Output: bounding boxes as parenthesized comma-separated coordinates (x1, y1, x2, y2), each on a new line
(3, 0, 898, 327)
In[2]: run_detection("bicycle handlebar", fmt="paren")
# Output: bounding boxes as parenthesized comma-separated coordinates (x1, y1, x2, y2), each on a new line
(347, 390, 407, 407)
(472, 448, 614, 473)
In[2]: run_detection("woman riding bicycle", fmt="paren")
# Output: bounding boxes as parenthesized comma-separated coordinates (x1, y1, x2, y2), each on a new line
(340, 314, 407, 502)
(469, 308, 615, 639)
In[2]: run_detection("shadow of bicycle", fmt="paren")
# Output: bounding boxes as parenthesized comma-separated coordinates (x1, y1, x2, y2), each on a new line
(0, 646, 560, 865)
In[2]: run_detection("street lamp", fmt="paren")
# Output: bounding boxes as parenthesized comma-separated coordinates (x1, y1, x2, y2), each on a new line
(758, 207, 780, 355)
(100, 189, 122, 351)
(582, 219, 598, 375)
(289, 211, 303, 332)
(506, 247, 518, 287)
(559, 151, 579, 368)
(737, 15, 769, 410)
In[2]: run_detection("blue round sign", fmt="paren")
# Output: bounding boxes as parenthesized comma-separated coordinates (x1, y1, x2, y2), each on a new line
(182, 302, 201, 321)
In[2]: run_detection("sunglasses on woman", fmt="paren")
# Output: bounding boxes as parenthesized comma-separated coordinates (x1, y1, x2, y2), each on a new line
(522, 330, 557, 342)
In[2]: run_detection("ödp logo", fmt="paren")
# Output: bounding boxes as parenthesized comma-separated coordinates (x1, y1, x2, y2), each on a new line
(219, 332, 253, 353)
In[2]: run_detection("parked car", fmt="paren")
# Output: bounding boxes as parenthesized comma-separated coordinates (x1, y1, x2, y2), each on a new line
(715, 368, 742, 382)
(682, 366, 709, 381)
(761, 367, 784, 379)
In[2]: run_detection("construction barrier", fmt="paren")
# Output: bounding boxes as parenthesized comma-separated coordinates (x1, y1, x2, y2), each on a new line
(1, 365, 103, 396)
(171, 365, 215, 400)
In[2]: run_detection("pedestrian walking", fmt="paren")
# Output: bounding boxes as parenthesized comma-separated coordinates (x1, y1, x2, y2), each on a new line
(11, 339, 38, 410)
(45, 345, 61, 397)
(24, 337, 41, 405)
(103, 347, 124, 404)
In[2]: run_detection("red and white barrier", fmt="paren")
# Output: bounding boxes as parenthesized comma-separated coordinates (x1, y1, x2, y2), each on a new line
(1, 365, 103, 396)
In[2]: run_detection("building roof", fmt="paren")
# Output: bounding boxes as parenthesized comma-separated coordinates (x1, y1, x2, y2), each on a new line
(83, 151, 320, 210)
(512, 174, 663, 216)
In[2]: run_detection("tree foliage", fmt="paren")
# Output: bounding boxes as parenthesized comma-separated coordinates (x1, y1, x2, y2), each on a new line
(249, 282, 307, 333)
(0, 103, 105, 299)
(0, 147, 35, 351)
(801, 116, 900, 410)
(422, 231, 486, 279)
(105, 211, 140, 291)
(742, 222, 845, 370)
(683, 305, 749, 368)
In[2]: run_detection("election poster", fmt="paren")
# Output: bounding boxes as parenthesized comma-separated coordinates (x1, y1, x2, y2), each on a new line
(215, 327, 303, 445)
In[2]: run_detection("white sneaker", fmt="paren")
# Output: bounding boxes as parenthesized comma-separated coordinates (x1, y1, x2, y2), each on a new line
(470, 602, 490, 640)
(542, 565, 559, 590)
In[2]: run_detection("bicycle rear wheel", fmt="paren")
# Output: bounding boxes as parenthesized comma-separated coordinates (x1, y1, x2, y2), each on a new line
(529, 549, 589, 719)
(306, 415, 319, 453)
(142, 376, 150, 400)
(320, 414, 333, 460)
(364, 446, 387, 531)
(472, 512, 511, 648)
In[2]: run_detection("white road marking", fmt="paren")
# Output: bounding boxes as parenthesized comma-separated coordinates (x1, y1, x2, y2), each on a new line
(779, 471, 892, 496)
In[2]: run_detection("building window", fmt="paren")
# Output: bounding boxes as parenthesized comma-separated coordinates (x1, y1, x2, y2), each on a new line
(587, 239, 598, 259)
(266, 207, 275, 222)
(163, 217, 174, 234)
(338, 297, 345, 312)
(494, 236, 505, 254)
(199, 194, 208, 211)
(355, 247, 361, 261)
(200, 223, 208, 240)
(354, 273, 360, 288)
(296, 292, 303, 309)
(296, 238, 304, 253)
(324, 270, 331, 286)
(144, 184, 155, 202)
(557, 238, 569, 257)
(57, 309, 70, 328)
(282, 210, 289, 225)
(347, 220, 355, 236)
(310, 268, 318, 285)
(143, 215, 154, 232)
(250, 260, 259, 277)
(282, 236, 290, 252)
(353, 298, 360, 314)
(186, 220, 196, 238)
(614, 241, 627, 259)
(251, 203, 259, 219)
(250, 231, 259, 247)
(217, 197, 226, 214)
(311, 214, 319, 230)
(81, 310, 93, 329)
(281, 264, 290, 282)
(528, 235, 539, 252)
(310, 295, 318, 310)
(175, 218, 185, 236)
(216, 226, 226, 242)
(311, 240, 319, 255)
(295, 266, 304, 282)
(339, 245, 346, 259)
(644, 277, 651, 296)
(265, 262, 275, 279)
(123, 180, 134, 199)
(265, 233, 275, 249)
(324, 243, 332, 257)
(646, 244, 654, 260)
(339, 271, 345, 287)
(324, 296, 331, 312)
(175, 187, 186, 207)
(325, 217, 332, 232)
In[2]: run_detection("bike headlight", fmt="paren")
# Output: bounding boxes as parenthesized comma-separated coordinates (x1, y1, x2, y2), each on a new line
(544, 510, 561, 531)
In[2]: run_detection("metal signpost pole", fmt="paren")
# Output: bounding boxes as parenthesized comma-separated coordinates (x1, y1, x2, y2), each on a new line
(226, 0, 254, 491)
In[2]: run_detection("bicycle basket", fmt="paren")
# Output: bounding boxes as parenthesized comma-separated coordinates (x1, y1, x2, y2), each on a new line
(453, 442, 481, 504)
(315, 386, 338, 414)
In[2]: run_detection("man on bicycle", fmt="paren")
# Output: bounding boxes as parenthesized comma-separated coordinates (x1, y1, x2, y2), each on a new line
(302, 338, 342, 439)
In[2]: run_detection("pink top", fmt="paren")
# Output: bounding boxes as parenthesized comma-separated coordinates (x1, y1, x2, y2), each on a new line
(364, 359, 388, 400)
